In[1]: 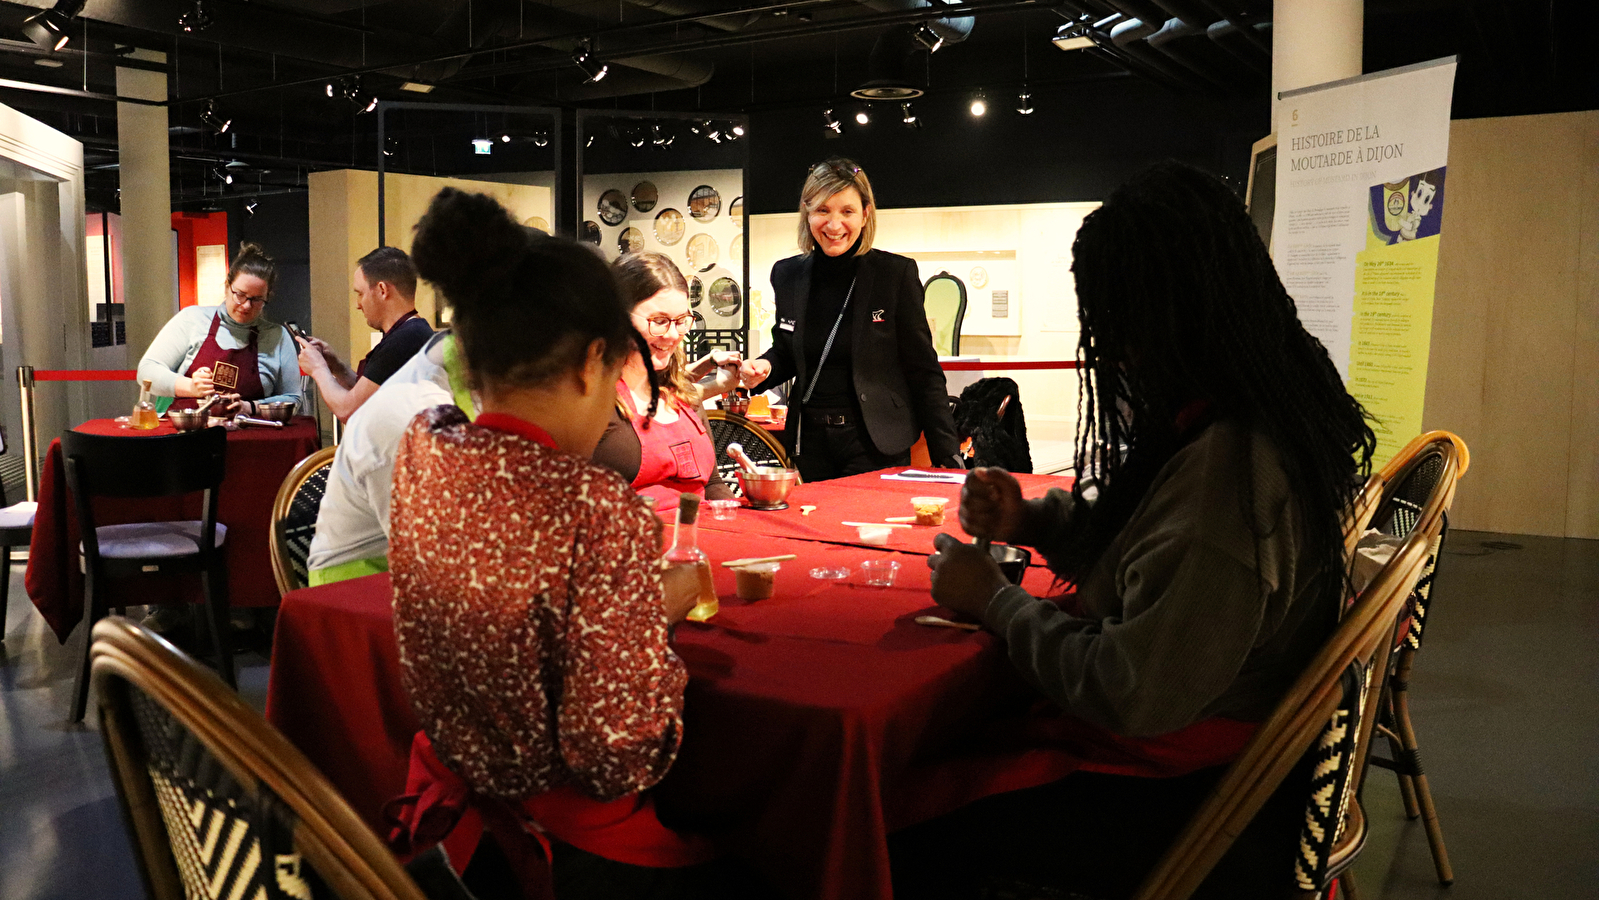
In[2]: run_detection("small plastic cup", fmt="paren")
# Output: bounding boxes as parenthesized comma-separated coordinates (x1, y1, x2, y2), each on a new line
(911, 496, 949, 526)
(734, 562, 780, 600)
(857, 524, 893, 546)
(770, 405, 788, 424)
(859, 559, 900, 588)
(809, 566, 851, 580)
(705, 498, 739, 521)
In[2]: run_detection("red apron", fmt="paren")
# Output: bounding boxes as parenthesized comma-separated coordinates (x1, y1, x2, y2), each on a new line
(170, 310, 266, 411)
(385, 732, 714, 900)
(618, 383, 718, 505)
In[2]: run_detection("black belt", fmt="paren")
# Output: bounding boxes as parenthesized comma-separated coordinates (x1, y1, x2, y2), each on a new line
(802, 408, 855, 427)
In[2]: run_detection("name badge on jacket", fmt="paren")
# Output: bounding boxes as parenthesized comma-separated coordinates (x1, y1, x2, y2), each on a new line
(779, 318, 796, 332)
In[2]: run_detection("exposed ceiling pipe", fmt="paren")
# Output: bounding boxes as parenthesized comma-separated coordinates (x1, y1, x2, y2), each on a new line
(857, 0, 974, 45)
(1147, 16, 1259, 89)
(621, 0, 761, 33)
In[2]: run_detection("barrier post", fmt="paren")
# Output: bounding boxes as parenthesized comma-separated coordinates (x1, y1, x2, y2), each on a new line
(17, 365, 37, 502)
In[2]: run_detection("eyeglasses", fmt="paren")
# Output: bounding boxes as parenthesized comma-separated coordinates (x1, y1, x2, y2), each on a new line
(230, 287, 269, 306)
(636, 312, 694, 336)
(811, 160, 862, 179)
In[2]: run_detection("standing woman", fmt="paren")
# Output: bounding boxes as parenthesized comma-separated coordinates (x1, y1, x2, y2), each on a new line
(739, 158, 961, 480)
(137, 242, 302, 415)
(594, 252, 738, 508)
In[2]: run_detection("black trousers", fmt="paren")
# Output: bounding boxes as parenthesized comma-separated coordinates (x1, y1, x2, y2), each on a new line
(889, 760, 1311, 900)
(796, 412, 911, 483)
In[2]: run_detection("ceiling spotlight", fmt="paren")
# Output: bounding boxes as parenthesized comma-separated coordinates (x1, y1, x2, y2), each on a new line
(178, 0, 213, 33)
(383, 137, 399, 157)
(199, 100, 231, 134)
(500, 133, 512, 143)
(358, 94, 379, 114)
(628, 129, 646, 149)
(471, 138, 493, 155)
(855, 107, 871, 126)
(326, 82, 336, 98)
(211, 167, 233, 185)
(822, 109, 843, 139)
(1053, 14, 1118, 51)
(900, 102, 920, 129)
(652, 125, 675, 148)
(911, 23, 943, 53)
(244, 200, 258, 217)
(969, 95, 988, 117)
(731, 124, 746, 137)
(586, 134, 595, 148)
(1017, 91, 1034, 115)
(21, 0, 84, 51)
(572, 45, 608, 84)
(399, 82, 435, 93)
(533, 132, 549, 148)
(706, 123, 723, 143)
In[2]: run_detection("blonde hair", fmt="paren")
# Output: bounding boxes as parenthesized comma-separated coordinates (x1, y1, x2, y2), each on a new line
(796, 158, 876, 256)
(612, 252, 699, 416)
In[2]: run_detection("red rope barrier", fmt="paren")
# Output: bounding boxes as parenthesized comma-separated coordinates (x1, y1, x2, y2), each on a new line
(31, 370, 139, 382)
(940, 360, 1079, 371)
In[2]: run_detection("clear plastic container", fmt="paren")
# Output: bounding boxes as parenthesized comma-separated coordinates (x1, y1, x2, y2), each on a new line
(859, 559, 900, 588)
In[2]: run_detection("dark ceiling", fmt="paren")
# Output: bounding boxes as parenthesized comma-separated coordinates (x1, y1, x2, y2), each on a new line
(0, 0, 1594, 213)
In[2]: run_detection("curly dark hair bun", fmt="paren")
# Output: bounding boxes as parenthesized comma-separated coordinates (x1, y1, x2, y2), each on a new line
(410, 187, 530, 312)
(227, 241, 277, 296)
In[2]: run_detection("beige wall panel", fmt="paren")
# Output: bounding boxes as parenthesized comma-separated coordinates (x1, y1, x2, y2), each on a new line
(1426, 111, 1598, 537)
(1567, 118, 1599, 538)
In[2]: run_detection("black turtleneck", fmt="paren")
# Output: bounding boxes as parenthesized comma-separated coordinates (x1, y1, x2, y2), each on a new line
(801, 239, 863, 409)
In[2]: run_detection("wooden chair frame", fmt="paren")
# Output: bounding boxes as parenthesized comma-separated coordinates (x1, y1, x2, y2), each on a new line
(91, 616, 429, 900)
(1132, 436, 1463, 900)
(269, 446, 338, 597)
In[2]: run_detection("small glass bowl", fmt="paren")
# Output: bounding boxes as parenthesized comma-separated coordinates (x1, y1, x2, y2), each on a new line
(705, 498, 739, 521)
(859, 559, 901, 588)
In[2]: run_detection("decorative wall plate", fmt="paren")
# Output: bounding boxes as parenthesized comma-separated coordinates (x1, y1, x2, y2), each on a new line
(729, 196, 744, 231)
(654, 208, 685, 246)
(688, 185, 721, 222)
(686, 233, 719, 272)
(709, 277, 742, 318)
(969, 266, 989, 289)
(522, 215, 550, 232)
(581, 221, 601, 244)
(618, 227, 644, 255)
(688, 277, 703, 308)
(729, 234, 743, 268)
(631, 181, 658, 213)
(598, 189, 628, 226)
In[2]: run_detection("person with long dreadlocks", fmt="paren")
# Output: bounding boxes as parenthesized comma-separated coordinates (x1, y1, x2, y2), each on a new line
(897, 162, 1376, 899)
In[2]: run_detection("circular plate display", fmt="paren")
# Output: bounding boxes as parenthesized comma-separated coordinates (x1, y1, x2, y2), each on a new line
(581, 221, 601, 245)
(729, 196, 744, 231)
(686, 233, 719, 273)
(690, 310, 706, 335)
(654, 208, 685, 246)
(632, 181, 658, 213)
(688, 277, 703, 308)
(522, 215, 550, 232)
(618, 227, 644, 255)
(688, 185, 721, 222)
(969, 266, 989, 289)
(598, 189, 628, 226)
(729, 234, 743, 267)
(709, 277, 742, 317)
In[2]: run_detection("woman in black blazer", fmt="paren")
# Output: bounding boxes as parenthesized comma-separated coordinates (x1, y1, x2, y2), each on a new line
(739, 158, 962, 481)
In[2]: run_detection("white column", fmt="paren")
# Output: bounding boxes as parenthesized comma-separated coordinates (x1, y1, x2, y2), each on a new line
(116, 55, 173, 358)
(1271, 0, 1363, 133)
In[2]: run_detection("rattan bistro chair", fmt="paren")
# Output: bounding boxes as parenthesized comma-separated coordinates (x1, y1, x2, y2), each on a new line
(91, 617, 433, 900)
(270, 447, 337, 597)
(1129, 435, 1463, 900)
(1358, 431, 1469, 886)
(63, 427, 232, 723)
(706, 410, 794, 498)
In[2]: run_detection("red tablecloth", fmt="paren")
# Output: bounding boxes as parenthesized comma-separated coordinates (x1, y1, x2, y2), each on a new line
(26, 416, 322, 642)
(702, 466, 1072, 554)
(266, 532, 1079, 900)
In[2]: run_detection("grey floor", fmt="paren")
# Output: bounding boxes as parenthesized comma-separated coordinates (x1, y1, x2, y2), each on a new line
(1, 531, 1595, 899)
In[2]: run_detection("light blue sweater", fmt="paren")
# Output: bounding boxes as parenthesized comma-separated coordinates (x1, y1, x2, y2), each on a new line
(136, 305, 304, 409)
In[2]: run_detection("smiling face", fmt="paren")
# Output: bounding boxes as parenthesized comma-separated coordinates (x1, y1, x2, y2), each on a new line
(807, 187, 868, 257)
(630, 287, 693, 371)
(225, 273, 270, 325)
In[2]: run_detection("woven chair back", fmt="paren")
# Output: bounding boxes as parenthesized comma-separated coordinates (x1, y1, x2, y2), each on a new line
(270, 447, 337, 596)
(706, 410, 793, 498)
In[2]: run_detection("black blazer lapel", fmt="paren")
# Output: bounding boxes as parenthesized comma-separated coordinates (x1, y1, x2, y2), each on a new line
(849, 250, 879, 377)
(789, 254, 815, 393)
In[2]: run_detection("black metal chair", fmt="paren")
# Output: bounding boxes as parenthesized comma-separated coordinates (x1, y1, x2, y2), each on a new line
(62, 426, 231, 722)
(705, 410, 793, 498)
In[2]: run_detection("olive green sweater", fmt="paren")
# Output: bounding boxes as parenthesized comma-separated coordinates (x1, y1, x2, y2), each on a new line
(983, 420, 1333, 737)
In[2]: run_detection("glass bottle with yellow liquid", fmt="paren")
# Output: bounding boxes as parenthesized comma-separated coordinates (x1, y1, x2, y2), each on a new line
(665, 492, 719, 622)
(130, 380, 160, 430)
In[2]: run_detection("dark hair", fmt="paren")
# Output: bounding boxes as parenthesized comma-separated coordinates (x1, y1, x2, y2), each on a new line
(1063, 161, 1376, 614)
(227, 242, 276, 297)
(357, 246, 419, 299)
(409, 188, 648, 401)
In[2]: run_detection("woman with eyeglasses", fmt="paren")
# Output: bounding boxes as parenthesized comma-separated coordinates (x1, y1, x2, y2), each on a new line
(593, 252, 740, 509)
(738, 158, 961, 481)
(136, 242, 303, 417)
